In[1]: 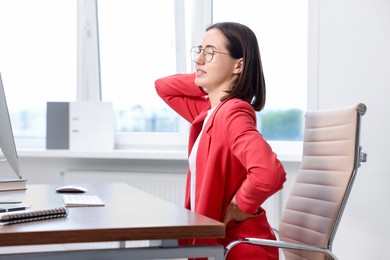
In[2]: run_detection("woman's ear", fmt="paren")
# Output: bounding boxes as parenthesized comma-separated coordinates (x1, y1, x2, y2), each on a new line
(233, 58, 243, 75)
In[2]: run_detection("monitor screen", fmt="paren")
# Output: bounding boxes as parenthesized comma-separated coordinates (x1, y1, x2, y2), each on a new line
(0, 72, 22, 179)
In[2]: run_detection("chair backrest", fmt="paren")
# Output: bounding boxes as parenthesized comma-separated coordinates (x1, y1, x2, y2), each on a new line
(278, 103, 367, 260)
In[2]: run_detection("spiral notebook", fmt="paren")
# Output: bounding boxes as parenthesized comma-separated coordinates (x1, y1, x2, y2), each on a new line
(0, 207, 68, 225)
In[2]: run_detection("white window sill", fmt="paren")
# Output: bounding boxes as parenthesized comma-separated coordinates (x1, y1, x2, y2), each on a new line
(16, 141, 302, 162)
(17, 147, 188, 160)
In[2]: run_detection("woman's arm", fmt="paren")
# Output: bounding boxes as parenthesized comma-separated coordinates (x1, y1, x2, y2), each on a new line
(223, 101, 287, 215)
(155, 73, 209, 123)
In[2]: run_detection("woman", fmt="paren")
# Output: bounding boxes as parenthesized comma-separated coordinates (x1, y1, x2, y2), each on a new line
(155, 22, 286, 260)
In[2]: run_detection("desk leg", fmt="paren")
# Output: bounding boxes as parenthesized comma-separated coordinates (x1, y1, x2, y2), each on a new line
(119, 241, 126, 248)
(150, 239, 178, 247)
(150, 239, 223, 259)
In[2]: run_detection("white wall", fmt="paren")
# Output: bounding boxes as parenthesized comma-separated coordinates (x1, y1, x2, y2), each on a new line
(309, 0, 390, 259)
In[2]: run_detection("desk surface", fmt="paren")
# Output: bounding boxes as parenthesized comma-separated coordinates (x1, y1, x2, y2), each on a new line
(0, 183, 225, 247)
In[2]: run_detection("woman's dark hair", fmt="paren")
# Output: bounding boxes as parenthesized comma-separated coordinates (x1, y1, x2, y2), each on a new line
(206, 22, 266, 111)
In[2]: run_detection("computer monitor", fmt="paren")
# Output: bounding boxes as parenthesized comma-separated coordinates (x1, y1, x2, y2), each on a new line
(0, 72, 22, 179)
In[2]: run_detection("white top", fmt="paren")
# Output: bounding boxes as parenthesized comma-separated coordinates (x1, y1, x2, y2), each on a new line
(188, 107, 215, 211)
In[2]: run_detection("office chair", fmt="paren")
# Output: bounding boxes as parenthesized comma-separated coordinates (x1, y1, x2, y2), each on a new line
(225, 103, 367, 260)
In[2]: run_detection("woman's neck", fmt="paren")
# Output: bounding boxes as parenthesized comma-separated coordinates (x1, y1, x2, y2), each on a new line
(208, 87, 228, 108)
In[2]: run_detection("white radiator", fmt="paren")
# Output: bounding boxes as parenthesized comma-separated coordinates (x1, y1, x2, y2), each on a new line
(61, 170, 187, 206)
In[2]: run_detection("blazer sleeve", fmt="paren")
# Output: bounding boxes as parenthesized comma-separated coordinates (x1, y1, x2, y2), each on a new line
(155, 73, 210, 123)
(223, 101, 287, 214)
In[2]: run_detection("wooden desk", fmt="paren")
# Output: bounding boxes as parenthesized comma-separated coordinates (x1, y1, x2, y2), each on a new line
(0, 183, 225, 259)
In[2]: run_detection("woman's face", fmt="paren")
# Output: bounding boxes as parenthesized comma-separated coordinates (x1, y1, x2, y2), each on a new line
(194, 28, 241, 94)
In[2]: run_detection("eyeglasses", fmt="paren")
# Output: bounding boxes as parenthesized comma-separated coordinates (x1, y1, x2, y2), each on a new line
(190, 46, 231, 63)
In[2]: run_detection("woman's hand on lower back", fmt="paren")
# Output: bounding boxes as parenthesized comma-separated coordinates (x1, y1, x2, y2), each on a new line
(223, 196, 255, 225)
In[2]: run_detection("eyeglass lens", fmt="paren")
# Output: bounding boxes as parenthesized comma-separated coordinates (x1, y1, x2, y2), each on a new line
(191, 46, 214, 63)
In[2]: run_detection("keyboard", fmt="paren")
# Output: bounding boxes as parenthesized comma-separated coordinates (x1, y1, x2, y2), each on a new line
(62, 194, 105, 207)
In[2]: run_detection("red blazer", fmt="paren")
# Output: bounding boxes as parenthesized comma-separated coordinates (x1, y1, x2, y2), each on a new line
(155, 73, 286, 259)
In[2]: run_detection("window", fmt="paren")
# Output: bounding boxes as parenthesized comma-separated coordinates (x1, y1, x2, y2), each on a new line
(97, 0, 189, 148)
(98, 0, 177, 133)
(0, 0, 76, 148)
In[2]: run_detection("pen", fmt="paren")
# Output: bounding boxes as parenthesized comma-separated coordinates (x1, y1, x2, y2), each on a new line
(0, 206, 29, 213)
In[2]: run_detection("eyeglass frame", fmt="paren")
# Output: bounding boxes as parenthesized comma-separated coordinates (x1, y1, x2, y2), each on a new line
(190, 45, 231, 63)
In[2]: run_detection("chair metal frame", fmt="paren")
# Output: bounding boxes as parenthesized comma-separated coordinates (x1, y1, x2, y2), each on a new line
(225, 103, 367, 260)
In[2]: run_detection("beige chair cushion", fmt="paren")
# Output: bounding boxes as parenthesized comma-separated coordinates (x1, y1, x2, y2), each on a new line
(279, 105, 358, 260)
